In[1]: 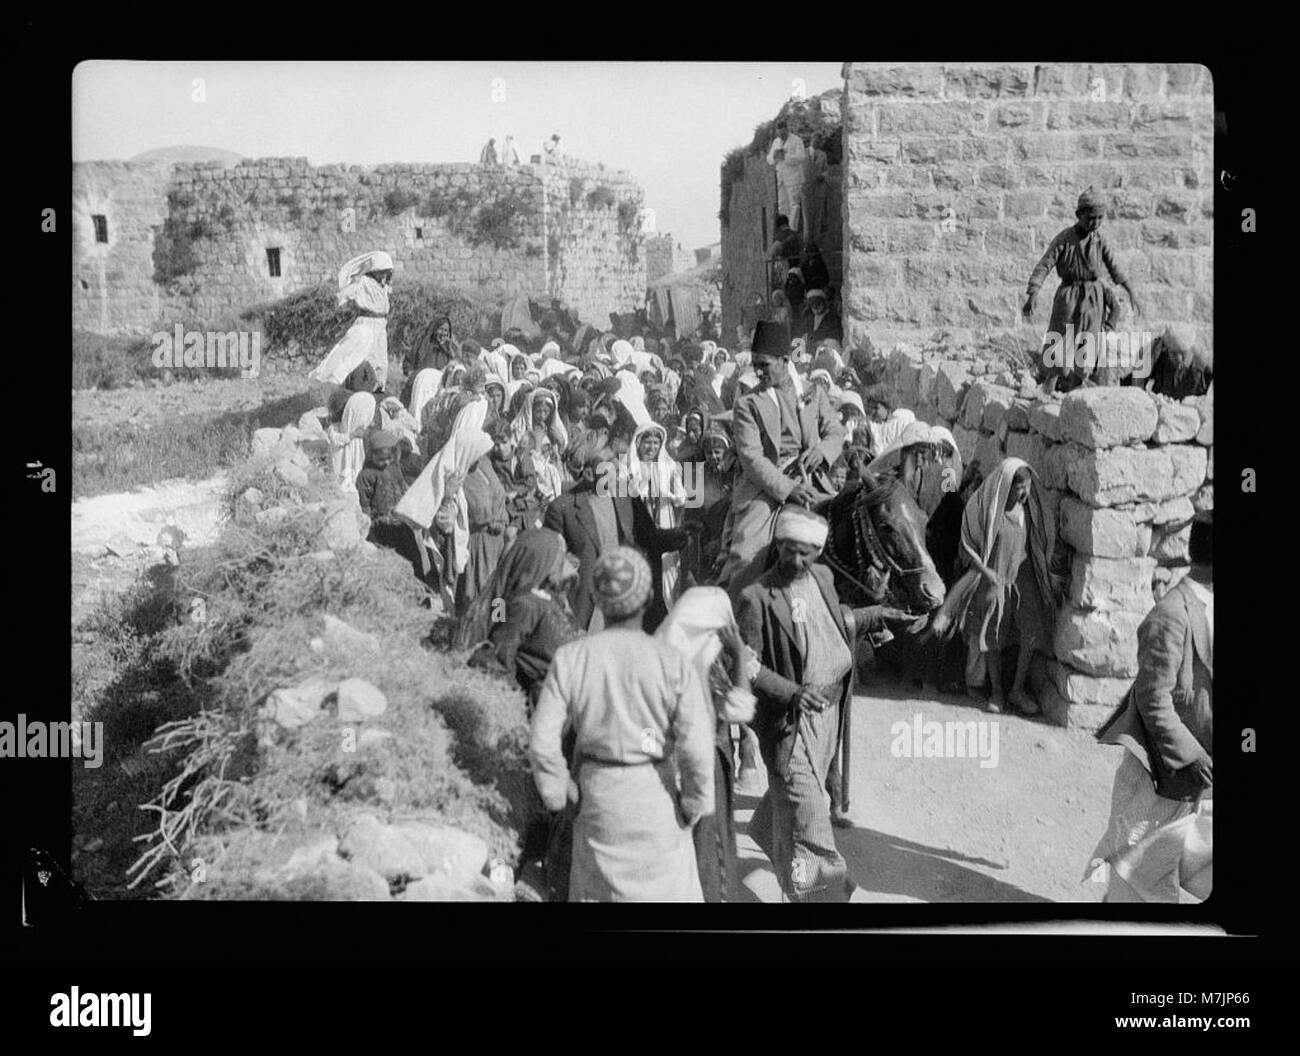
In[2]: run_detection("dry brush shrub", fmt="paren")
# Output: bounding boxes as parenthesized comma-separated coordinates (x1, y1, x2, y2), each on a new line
(118, 465, 531, 897)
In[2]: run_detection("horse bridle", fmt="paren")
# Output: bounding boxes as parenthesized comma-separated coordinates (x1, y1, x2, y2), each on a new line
(818, 479, 930, 604)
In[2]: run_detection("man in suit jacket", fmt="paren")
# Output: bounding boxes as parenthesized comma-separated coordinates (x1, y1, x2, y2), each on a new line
(801, 289, 844, 348)
(717, 321, 845, 599)
(1087, 516, 1212, 902)
(737, 506, 910, 902)
(543, 447, 687, 633)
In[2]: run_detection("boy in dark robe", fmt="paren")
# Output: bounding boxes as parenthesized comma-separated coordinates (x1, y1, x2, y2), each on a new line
(355, 430, 426, 581)
(1023, 188, 1143, 393)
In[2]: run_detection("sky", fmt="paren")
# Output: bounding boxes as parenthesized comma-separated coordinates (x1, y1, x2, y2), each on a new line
(72, 61, 844, 253)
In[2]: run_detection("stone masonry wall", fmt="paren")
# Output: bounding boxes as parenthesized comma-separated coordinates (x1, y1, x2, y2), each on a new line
(840, 63, 1213, 357)
(878, 343, 1213, 729)
(73, 156, 646, 337)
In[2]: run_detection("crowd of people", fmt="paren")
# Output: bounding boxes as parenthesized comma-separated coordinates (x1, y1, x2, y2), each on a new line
(302, 234, 1212, 904)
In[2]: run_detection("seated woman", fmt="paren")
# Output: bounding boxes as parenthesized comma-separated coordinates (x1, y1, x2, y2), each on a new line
(952, 459, 1061, 715)
(655, 587, 759, 903)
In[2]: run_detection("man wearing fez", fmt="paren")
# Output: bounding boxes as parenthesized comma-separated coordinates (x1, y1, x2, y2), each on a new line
(716, 320, 845, 598)
(1086, 515, 1213, 903)
(737, 506, 913, 902)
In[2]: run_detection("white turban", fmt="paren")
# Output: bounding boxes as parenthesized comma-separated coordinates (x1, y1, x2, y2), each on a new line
(774, 506, 829, 548)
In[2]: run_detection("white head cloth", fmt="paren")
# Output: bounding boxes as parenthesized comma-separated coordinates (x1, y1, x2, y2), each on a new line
(774, 505, 829, 548)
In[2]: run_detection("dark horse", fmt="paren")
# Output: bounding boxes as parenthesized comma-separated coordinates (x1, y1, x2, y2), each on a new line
(815, 471, 946, 616)
(811, 471, 945, 814)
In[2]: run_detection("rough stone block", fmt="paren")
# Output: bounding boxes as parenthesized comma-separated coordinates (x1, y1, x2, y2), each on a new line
(1004, 400, 1032, 432)
(1028, 399, 1063, 441)
(1054, 604, 1145, 678)
(1149, 521, 1191, 564)
(1038, 441, 1075, 490)
(336, 678, 388, 722)
(1059, 388, 1157, 448)
(1152, 399, 1201, 443)
(1069, 555, 1156, 611)
(934, 361, 973, 419)
(1066, 444, 1207, 507)
(1048, 658, 1134, 710)
(1005, 430, 1046, 469)
(1060, 497, 1152, 557)
(1194, 387, 1213, 445)
(973, 431, 1004, 475)
(950, 425, 979, 466)
(1192, 482, 1213, 513)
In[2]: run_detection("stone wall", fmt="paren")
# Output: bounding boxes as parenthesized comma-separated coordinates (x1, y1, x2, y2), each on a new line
(73, 156, 646, 337)
(877, 343, 1212, 729)
(645, 234, 698, 283)
(720, 152, 843, 344)
(840, 62, 1213, 357)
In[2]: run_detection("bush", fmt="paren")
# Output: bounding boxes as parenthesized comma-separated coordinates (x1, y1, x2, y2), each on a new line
(617, 199, 639, 229)
(585, 184, 617, 210)
(383, 188, 422, 216)
(471, 192, 527, 250)
(568, 177, 584, 207)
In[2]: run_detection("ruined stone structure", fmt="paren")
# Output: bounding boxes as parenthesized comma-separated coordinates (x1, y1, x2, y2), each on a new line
(873, 346, 1212, 729)
(645, 234, 697, 283)
(74, 156, 647, 337)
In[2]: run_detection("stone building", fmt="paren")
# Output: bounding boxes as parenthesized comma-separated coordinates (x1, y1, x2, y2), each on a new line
(719, 63, 1214, 727)
(73, 155, 648, 337)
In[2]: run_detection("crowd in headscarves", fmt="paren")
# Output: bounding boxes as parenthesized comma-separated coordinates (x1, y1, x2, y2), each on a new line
(305, 259, 1078, 902)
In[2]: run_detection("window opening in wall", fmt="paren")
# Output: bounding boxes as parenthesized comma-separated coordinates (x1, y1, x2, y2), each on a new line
(92, 215, 108, 243)
(266, 247, 281, 277)
(415, 227, 423, 240)
(80, 279, 89, 290)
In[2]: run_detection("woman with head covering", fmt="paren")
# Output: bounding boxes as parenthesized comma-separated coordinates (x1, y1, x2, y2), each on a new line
(866, 405, 915, 458)
(946, 458, 1060, 714)
(513, 387, 569, 498)
(628, 421, 689, 617)
(329, 391, 377, 498)
(310, 251, 394, 388)
(867, 419, 934, 502)
(1024, 187, 1143, 393)
(673, 407, 708, 463)
(529, 547, 716, 901)
(655, 587, 759, 902)
(407, 367, 443, 432)
(393, 396, 496, 612)
(405, 313, 458, 381)
(484, 378, 507, 422)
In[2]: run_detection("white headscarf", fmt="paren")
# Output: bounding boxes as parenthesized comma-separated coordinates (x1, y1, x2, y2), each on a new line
(337, 250, 393, 292)
(393, 397, 493, 582)
(868, 407, 916, 453)
(477, 346, 511, 388)
(867, 419, 933, 478)
(627, 422, 687, 509)
(654, 587, 757, 723)
(379, 397, 421, 453)
(408, 368, 443, 430)
(330, 392, 376, 496)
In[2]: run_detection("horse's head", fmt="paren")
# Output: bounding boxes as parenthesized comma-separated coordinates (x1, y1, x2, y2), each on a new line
(820, 472, 946, 613)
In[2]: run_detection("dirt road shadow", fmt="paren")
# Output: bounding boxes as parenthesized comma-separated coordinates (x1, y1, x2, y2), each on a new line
(732, 790, 1051, 904)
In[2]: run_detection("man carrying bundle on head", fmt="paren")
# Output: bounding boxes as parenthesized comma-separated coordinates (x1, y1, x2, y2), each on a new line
(716, 320, 845, 599)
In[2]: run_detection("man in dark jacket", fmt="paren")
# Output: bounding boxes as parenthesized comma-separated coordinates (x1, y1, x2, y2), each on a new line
(543, 447, 687, 633)
(1087, 516, 1213, 902)
(736, 505, 910, 902)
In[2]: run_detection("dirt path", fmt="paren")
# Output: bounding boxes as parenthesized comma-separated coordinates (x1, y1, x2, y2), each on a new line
(733, 668, 1119, 904)
(71, 474, 227, 627)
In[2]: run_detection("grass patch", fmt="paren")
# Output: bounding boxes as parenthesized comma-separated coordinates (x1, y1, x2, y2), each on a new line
(72, 391, 323, 499)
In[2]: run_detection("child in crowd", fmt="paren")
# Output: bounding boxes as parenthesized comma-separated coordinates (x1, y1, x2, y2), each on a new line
(355, 430, 427, 580)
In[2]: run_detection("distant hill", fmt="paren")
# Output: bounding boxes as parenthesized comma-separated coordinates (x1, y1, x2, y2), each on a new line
(129, 146, 245, 166)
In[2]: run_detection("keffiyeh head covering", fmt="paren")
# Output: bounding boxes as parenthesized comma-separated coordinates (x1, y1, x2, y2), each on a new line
(592, 546, 653, 620)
